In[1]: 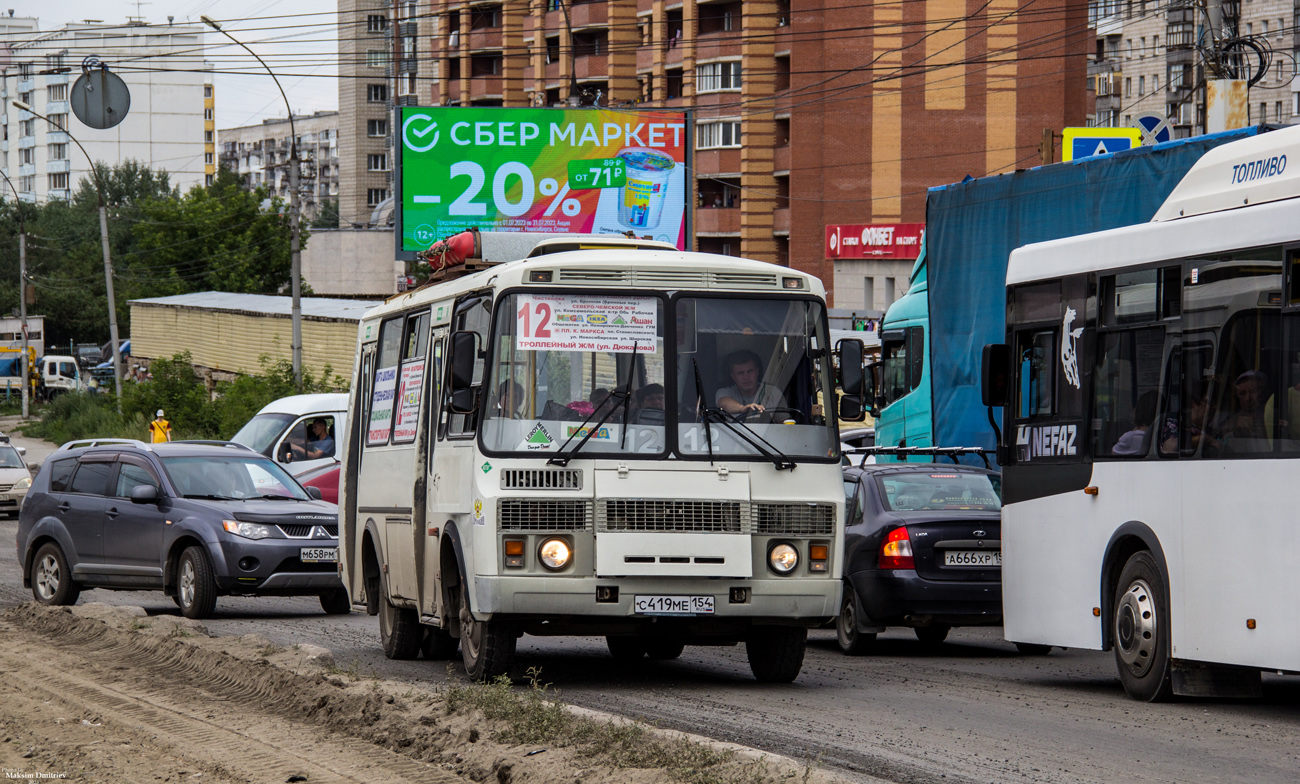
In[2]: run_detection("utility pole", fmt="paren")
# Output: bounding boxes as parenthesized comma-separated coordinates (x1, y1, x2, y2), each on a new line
(18, 231, 28, 418)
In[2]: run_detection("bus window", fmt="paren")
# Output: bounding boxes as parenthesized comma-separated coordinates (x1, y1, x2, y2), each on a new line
(366, 318, 404, 447)
(1015, 329, 1056, 419)
(1092, 327, 1165, 458)
(447, 296, 493, 437)
(392, 311, 430, 445)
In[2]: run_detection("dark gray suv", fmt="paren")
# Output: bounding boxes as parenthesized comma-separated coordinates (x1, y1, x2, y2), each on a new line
(17, 440, 347, 619)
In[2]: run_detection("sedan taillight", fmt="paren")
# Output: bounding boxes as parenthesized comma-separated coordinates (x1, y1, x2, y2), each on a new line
(879, 527, 915, 570)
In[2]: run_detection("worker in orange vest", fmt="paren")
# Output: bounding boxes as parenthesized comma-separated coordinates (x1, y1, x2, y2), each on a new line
(149, 409, 172, 443)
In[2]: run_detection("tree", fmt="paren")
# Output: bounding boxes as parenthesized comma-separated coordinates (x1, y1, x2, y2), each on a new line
(311, 199, 340, 229)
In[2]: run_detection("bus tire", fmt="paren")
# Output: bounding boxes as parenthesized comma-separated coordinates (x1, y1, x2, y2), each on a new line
(421, 626, 460, 660)
(745, 626, 807, 683)
(319, 589, 351, 615)
(459, 581, 515, 681)
(645, 639, 685, 660)
(606, 637, 647, 660)
(378, 577, 421, 660)
(836, 590, 877, 655)
(1113, 551, 1174, 702)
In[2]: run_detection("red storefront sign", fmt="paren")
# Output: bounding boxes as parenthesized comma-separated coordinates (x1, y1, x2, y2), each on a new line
(825, 223, 925, 259)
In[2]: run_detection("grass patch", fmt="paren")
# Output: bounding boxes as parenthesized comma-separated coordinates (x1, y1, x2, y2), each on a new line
(444, 668, 776, 784)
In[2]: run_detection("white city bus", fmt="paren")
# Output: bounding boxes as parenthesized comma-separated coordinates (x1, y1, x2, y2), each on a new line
(985, 125, 1300, 701)
(339, 249, 858, 682)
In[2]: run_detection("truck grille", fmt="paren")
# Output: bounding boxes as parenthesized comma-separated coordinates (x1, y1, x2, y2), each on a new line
(500, 468, 582, 490)
(498, 499, 591, 531)
(599, 499, 745, 533)
(754, 503, 836, 536)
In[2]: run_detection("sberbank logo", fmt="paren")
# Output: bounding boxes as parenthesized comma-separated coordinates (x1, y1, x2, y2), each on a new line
(403, 114, 439, 152)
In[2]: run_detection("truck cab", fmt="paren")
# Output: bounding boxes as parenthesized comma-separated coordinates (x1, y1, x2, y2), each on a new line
(873, 247, 931, 459)
(37, 355, 86, 399)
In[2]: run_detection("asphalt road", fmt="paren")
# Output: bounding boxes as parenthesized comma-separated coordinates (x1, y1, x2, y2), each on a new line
(2, 426, 1298, 783)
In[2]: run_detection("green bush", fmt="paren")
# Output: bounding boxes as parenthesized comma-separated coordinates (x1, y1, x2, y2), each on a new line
(23, 352, 348, 446)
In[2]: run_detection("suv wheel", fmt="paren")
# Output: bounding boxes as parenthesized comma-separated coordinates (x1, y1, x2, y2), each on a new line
(32, 542, 80, 606)
(177, 546, 218, 619)
(319, 589, 351, 615)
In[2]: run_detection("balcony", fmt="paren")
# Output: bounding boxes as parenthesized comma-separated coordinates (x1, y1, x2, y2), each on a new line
(772, 208, 790, 236)
(775, 24, 792, 56)
(1166, 25, 1194, 50)
(570, 1, 607, 29)
(47, 159, 70, 173)
(574, 54, 608, 80)
(468, 28, 503, 51)
(773, 145, 790, 173)
(694, 149, 741, 175)
(695, 206, 740, 235)
(17, 77, 32, 93)
(469, 75, 503, 97)
(18, 136, 34, 149)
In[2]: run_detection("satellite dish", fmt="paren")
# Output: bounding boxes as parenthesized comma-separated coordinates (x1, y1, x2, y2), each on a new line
(70, 67, 131, 130)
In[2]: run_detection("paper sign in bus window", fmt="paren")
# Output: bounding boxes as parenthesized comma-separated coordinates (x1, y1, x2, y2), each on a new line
(515, 294, 658, 353)
(392, 359, 426, 443)
(367, 366, 399, 446)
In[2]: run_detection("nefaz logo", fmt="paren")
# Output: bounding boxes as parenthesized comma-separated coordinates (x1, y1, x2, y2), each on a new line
(1016, 424, 1078, 460)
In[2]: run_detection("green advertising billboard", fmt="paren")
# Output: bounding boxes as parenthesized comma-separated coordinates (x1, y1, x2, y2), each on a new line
(396, 107, 689, 256)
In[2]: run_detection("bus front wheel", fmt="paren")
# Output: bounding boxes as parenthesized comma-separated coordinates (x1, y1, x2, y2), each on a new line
(1113, 551, 1174, 702)
(459, 581, 516, 681)
(745, 626, 807, 683)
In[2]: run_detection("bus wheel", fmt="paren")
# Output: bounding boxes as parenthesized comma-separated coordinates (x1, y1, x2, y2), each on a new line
(378, 577, 421, 660)
(745, 626, 807, 683)
(1113, 551, 1173, 702)
(836, 590, 877, 655)
(459, 581, 515, 681)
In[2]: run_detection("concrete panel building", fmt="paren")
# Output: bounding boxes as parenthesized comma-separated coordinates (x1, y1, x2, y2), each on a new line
(0, 19, 213, 200)
(301, 228, 404, 297)
(219, 111, 341, 222)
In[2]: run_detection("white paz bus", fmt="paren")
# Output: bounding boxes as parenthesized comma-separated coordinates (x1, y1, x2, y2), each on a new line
(983, 125, 1300, 700)
(339, 248, 866, 682)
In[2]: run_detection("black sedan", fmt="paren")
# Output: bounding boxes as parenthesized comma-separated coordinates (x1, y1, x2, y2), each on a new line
(838, 463, 1031, 653)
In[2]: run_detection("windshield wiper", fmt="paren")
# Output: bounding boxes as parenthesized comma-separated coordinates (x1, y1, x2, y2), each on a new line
(183, 494, 241, 501)
(692, 359, 715, 465)
(700, 408, 798, 471)
(257, 494, 300, 501)
(549, 342, 639, 467)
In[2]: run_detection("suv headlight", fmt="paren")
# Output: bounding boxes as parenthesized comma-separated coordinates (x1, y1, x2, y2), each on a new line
(223, 520, 273, 540)
(13, 476, 30, 490)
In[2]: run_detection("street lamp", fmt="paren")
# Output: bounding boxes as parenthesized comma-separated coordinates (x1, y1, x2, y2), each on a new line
(201, 15, 303, 389)
(0, 169, 31, 418)
(11, 100, 123, 411)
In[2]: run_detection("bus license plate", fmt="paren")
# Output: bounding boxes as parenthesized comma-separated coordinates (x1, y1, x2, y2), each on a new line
(943, 550, 1000, 567)
(633, 595, 715, 615)
(300, 547, 338, 564)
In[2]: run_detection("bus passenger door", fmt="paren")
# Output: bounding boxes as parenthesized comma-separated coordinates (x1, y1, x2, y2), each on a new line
(421, 329, 447, 618)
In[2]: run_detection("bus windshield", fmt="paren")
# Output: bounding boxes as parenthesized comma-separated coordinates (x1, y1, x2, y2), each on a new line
(480, 292, 837, 461)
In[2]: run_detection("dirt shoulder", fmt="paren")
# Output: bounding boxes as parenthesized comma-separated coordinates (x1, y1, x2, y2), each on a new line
(0, 603, 855, 784)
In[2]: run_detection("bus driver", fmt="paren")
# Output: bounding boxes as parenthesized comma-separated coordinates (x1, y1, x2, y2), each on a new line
(716, 350, 787, 417)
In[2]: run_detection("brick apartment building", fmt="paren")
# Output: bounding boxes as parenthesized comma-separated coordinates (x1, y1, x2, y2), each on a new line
(423, 0, 1088, 309)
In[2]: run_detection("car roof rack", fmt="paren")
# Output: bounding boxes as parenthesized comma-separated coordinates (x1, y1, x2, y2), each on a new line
(844, 445, 993, 469)
(171, 440, 258, 452)
(57, 438, 152, 452)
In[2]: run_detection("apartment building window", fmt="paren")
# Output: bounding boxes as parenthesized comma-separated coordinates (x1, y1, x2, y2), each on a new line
(367, 50, 390, 68)
(1138, 75, 1145, 95)
(204, 152, 214, 165)
(470, 5, 501, 30)
(573, 31, 605, 57)
(368, 153, 388, 171)
(18, 175, 33, 192)
(19, 148, 33, 165)
(204, 108, 214, 121)
(1139, 37, 1145, 58)
(204, 85, 213, 98)
(368, 119, 388, 137)
(696, 120, 741, 149)
(405, 72, 417, 95)
(1277, 101, 1285, 121)
(49, 172, 68, 190)
(1125, 77, 1132, 97)
(367, 14, 388, 32)
(48, 143, 66, 160)
(18, 91, 32, 105)
(697, 61, 742, 92)
(204, 130, 214, 143)
(47, 113, 68, 132)
(367, 188, 389, 206)
(19, 119, 33, 137)
(367, 84, 388, 102)
(47, 84, 66, 102)
(206, 174, 214, 186)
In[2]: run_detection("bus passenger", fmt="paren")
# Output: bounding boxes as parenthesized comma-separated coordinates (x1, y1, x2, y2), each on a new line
(1212, 370, 1271, 451)
(716, 350, 787, 417)
(1112, 391, 1157, 456)
(492, 381, 525, 418)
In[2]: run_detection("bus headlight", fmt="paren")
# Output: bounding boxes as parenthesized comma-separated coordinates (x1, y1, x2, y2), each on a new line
(539, 538, 572, 571)
(768, 542, 799, 575)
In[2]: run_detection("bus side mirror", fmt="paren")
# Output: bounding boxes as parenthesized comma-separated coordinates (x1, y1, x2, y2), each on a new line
(981, 344, 1011, 407)
(450, 331, 478, 391)
(836, 338, 868, 421)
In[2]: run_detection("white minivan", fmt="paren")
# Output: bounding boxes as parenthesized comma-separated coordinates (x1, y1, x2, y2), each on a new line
(231, 393, 348, 477)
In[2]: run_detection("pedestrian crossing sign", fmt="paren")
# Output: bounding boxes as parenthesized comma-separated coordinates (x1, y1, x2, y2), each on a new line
(1061, 127, 1144, 162)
